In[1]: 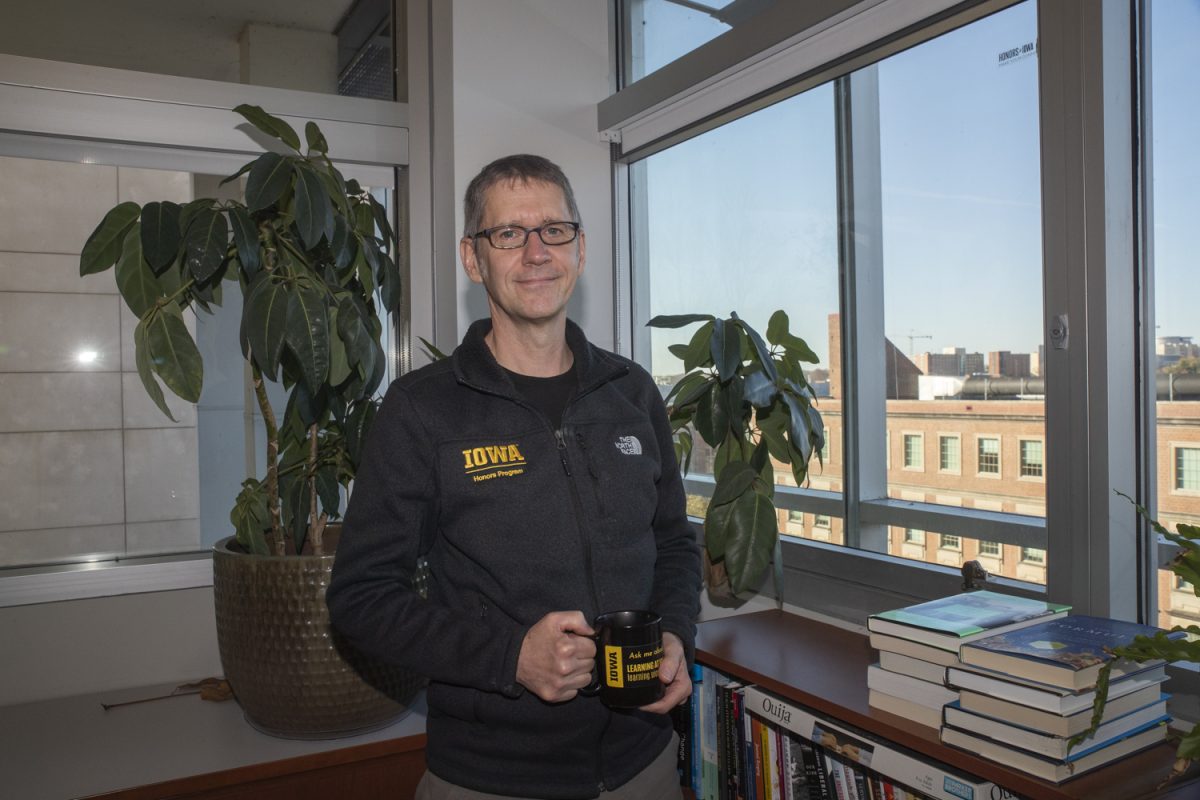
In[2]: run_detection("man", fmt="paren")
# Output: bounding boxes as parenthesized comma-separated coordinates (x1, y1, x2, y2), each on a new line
(327, 154, 702, 799)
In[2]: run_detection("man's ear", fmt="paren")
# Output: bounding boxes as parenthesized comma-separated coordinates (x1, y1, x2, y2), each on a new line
(460, 237, 484, 284)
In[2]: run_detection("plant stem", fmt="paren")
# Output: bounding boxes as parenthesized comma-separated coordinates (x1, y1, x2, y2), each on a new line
(307, 422, 326, 556)
(252, 366, 284, 555)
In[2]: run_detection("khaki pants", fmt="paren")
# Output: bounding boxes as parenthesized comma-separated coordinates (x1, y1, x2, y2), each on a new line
(415, 732, 683, 800)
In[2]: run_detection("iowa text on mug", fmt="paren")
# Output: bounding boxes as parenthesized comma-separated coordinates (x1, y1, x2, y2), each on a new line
(461, 442, 527, 483)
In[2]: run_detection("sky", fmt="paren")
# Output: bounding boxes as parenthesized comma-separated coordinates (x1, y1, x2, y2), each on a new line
(634, 0, 1199, 376)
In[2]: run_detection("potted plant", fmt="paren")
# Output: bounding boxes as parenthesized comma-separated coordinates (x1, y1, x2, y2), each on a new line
(1073, 494, 1200, 785)
(79, 105, 421, 738)
(647, 311, 826, 596)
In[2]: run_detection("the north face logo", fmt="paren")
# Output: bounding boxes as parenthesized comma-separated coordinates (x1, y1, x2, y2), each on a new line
(614, 435, 642, 455)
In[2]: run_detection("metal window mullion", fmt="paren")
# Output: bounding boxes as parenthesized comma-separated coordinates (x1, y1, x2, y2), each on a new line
(836, 67, 887, 553)
(859, 499, 1046, 549)
(1038, 0, 1140, 618)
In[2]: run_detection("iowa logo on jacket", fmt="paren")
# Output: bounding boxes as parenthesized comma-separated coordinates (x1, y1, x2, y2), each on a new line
(462, 443, 527, 483)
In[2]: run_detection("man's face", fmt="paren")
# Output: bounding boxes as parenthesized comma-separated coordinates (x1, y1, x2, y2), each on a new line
(460, 178, 585, 330)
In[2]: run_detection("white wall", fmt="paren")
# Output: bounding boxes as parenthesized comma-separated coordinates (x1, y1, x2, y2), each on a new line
(450, 0, 615, 348)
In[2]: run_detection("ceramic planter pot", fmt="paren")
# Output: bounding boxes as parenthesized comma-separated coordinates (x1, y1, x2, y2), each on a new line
(211, 531, 423, 739)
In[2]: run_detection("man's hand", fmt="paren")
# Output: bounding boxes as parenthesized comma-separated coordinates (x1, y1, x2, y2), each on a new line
(515, 611, 596, 703)
(638, 632, 691, 714)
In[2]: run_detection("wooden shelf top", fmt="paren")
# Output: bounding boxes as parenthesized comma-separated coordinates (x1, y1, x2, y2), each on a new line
(695, 609, 1199, 800)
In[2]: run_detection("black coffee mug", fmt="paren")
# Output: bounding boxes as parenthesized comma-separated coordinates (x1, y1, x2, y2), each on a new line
(581, 610, 665, 708)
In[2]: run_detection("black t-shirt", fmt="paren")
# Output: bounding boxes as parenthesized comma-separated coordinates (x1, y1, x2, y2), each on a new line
(505, 367, 578, 430)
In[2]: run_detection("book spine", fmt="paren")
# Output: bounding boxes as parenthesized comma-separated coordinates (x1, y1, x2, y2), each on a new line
(743, 695, 757, 800)
(717, 680, 728, 800)
(768, 727, 782, 800)
(742, 686, 1004, 800)
(824, 751, 846, 800)
(752, 716, 766, 800)
(702, 668, 718, 800)
(733, 685, 747, 800)
(672, 700, 691, 787)
(799, 740, 826, 800)
(691, 664, 704, 797)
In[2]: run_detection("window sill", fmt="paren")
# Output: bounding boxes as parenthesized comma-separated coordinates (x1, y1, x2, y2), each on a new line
(0, 553, 212, 608)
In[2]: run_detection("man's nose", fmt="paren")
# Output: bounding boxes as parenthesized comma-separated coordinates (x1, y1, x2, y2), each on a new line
(522, 230, 552, 261)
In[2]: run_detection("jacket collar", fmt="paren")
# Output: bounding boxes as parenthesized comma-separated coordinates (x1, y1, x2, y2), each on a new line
(453, 318, 627, 396)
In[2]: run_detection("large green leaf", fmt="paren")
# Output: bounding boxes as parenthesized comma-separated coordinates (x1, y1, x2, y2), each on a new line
(710, 317, 742, 383)
(304, 121, 329, 154)
(183, 208, 228, 283)
(328, 322, 353, 386)
(709, 461, 759, 507)
(717, 489, 778, 594)
(368, 194, 394, 245)
(114, 225, 162, 317)
(743, 368, 777, 407)
(737, 317, 779, 383)
(245, 152, 292, 213)
(231, 479, 271, 555)
(694, 383, 726, 448)
(682, 322, 714, 371)
(227, 205, 260, 275)
(293, 164, 334, 249)
(783, 392, 814, 464)
(80, 202, 140, 275)
(139, 201, 182, 272)
(145, 307, 203, 402)
(766, 309, 791, 345)
(336, 295, 372, 368)
(782, 332, 821, 364)
(133, 317, 175, 422)
(344, 400, 377, 466)
(285, 285, 330, 393)
(330, 215, 356, 270)
(666, 371, 709, 406)
(316, 464, 340, 517)
(243, 274, 289, 380)
(378, 250, 401, 311)
(646, 313, 715, 329)
(233, 104, 301, 151)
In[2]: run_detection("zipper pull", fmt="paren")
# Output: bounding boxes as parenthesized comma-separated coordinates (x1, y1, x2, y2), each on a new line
(555, 429, 572, 476)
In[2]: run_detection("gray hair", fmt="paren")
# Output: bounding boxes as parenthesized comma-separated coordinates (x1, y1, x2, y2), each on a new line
(462, 154, 581, 239)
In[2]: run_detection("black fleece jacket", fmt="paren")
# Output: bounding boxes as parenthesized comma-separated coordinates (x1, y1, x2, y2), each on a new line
(327, 319, 702, 799)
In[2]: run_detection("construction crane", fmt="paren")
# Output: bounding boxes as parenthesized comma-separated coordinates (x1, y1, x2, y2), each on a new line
(887, 331, 932, 356)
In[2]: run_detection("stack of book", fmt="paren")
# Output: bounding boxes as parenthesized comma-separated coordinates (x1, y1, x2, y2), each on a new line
(867, 590, 1070, 728)
(941, 615, 1172, 783)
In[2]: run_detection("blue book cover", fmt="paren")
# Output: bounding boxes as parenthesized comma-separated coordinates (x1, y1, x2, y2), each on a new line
(870, 590, 1070, 638)
(961, 615, 1175, 689)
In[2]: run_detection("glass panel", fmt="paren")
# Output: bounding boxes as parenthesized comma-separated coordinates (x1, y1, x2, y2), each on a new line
(939, 435, 961, 472)
(903, 433, 924, 469)
(1149, 0, 1200, 628)
(624, 0, 777, 83)
(0, 0, 395, 99)
(879, 0, 1046, 559)
(0, 153, 397, 569)
(1019, 439, 1044, 477)
(636, 82, 841, 501)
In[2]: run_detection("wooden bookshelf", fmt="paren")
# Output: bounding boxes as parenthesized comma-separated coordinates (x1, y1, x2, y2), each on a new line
(694, 610, 1200, 800)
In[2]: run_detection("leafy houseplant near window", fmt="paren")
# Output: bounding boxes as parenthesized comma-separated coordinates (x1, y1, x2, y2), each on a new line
(80, 105, 421, 738)
(1074, 494, 1200, 786)
(648, 311, 826, 596)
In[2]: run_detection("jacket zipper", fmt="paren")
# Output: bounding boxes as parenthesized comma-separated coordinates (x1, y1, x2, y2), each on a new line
(556, 426, 606, 792)
(555, 428, 600, 615)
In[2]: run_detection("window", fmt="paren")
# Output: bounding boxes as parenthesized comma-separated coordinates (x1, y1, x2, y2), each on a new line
(619, 0, 1046, 596)
(1020, 547, 1045, 564)
(814, 514, 832, 529)
(938, 435, 961, 473)
(977, 437, 1000, 475)
(978, 540, 1001, 557)
(622, 0, 773, 84)
(787, 509, 805, 524)
(1019, 439, 1044, 478)
(902, 433, 924, 470)
(939, 534, 961, 551)
(1174, 447, 1200, 492)
(1147, 1, 1200, 628)
(904, 529, 925, 545)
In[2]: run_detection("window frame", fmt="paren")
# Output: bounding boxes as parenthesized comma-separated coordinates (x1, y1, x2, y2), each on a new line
(1018, 437, 1046, 480)
(902, 432, 925, 471)
(607, 0, 1147, 625)
(1171, 443, 1200, 495)
(937, 432, 962, 475)
(976, 435, 1002, 478)
(0, 54, 409, 608)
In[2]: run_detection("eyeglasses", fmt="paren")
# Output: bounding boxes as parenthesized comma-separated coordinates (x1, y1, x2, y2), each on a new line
(470, 221, 580, 249)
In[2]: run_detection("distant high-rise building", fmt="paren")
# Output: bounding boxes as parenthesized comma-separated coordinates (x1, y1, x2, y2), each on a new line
(914, 349, 984, 377)
(988, 351, 1032, 377)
